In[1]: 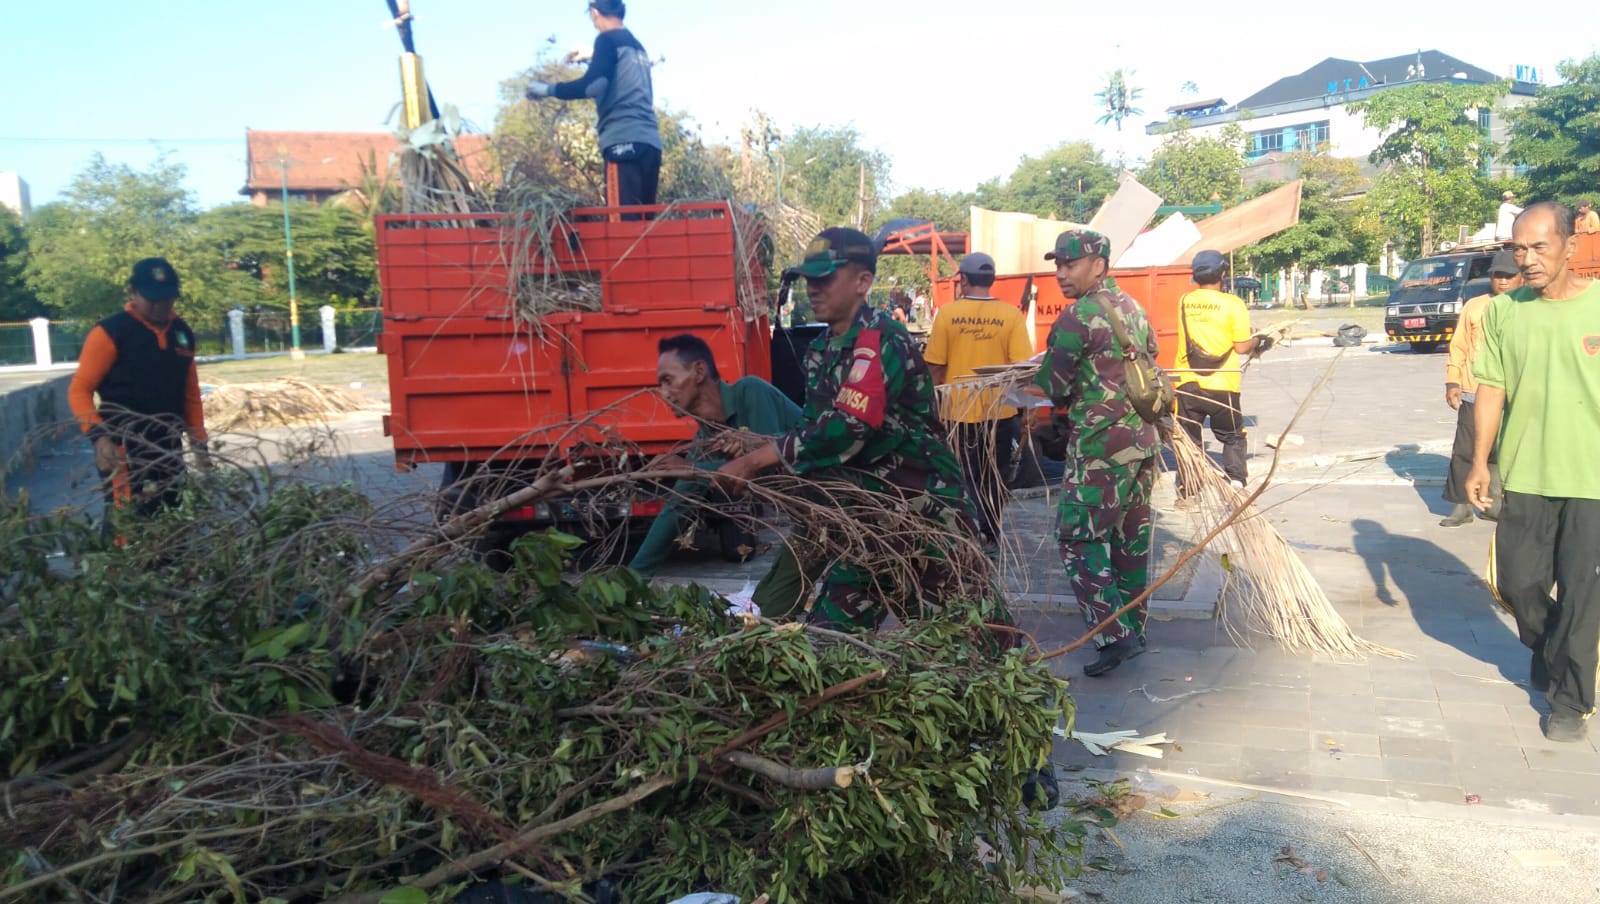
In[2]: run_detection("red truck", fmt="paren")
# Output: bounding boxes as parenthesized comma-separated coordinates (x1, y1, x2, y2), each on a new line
(373, 201, 787, 560)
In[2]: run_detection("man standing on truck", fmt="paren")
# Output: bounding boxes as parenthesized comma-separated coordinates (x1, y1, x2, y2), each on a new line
(69, 258, 211, 526)
(712, 227, 985, 632)
(1466, 202, 1600, 742)
(924, 251, 1035, 543)
(1173, 250, 1265, 504)
(631, 334, 807, 617)
(524, 1, 662, 206)
(1440, 250, 1520, 528)
(1032, 230, 1162, 677)
(1496, 190, 1523, 241)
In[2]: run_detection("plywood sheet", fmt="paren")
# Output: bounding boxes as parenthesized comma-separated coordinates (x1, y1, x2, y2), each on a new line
(1091, 172, 1163, 267)
(1172, 180, 1303, 264)
(970, 173, 1162, 276)
(969, 207, 1086, 276)
(1118, 212, 1203, 268)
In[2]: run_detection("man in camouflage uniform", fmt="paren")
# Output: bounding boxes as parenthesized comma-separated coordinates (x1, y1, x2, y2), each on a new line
(715, 227, 986, 631)
(1033, 230, 1162, 677)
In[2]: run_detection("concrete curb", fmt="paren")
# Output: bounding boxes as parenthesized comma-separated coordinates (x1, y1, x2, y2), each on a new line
(1269, 439, 1455, 472)
(1061, 765, 1600, 829)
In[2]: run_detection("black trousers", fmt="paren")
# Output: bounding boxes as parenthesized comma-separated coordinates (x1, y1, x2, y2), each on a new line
(604, 143, 661, 207)
(98, 430, 186, 534)
(1496, 492, 1600, 716)
(955, 416, 1019, 542)
(1443, 399, 1501, 511)
(1176, 384, 1247, 486)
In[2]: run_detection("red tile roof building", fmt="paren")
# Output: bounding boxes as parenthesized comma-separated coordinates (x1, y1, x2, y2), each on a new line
(240, 129, 495, 206)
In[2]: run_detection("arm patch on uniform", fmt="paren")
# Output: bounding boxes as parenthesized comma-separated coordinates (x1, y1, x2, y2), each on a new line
(834, 329, 887, 428)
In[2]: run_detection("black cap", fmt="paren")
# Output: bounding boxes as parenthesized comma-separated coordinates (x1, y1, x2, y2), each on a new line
(797, 227, 877, 277)
(957, 252, 997, 278)
(128, 257, 181, 302)
(1191, 249, 1228, 279)
(1488, 250, 1518, 276)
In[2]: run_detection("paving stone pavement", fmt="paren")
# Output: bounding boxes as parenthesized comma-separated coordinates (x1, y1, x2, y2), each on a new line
(1017, 473, 1600, 819)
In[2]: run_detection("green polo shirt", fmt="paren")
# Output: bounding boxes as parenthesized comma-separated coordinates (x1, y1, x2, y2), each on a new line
(629, 377, 802, 575)
(1474, 281, 1600, 500)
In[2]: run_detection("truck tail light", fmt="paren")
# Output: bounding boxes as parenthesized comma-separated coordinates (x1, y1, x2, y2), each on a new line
(504, 504, 546, 522)
(631, 499, 665, 517)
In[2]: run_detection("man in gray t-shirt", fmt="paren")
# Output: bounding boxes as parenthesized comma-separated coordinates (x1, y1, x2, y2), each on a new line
(526, 1, 662, 206)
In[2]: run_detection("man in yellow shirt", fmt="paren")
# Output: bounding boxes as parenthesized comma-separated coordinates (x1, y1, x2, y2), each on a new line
(1174, 251, 1265, 501)
(924, 251, 1035, 541)
(1576, 200, 1599, 235)
(1441, 250, 1521, 527)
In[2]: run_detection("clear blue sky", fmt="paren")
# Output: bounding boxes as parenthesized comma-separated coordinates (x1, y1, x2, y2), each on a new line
(2, 1, 1594, 210)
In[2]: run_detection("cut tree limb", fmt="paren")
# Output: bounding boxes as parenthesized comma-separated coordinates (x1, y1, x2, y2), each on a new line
(322, 774, 679, 904)
(721, 751, 856, 790)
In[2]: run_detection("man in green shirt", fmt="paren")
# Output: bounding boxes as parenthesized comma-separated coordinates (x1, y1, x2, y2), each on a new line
(629, 334, 802, 596)
(1467, 202, 1600, 742)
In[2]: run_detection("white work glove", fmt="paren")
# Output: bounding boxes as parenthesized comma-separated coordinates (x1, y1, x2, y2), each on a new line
(525, 81, 552, 100)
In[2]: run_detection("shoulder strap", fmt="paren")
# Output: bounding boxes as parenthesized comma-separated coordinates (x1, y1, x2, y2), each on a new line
(1099, 293, 1138, 360)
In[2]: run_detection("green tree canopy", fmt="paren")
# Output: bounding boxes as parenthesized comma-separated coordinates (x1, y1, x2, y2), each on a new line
(22, 155, 377, 327)
(1237, 155, 1382, 304)
(975, 142, 1118, 222)
(1138, 123, 1247, 206)
(189, 203, 378, 315)
(1505, 54, 1600, 203)
(1348, 81, 1509, 256)
(0, 207, 40, 321)
(24, 154, 198, 319)
(781, 124, 891, 231)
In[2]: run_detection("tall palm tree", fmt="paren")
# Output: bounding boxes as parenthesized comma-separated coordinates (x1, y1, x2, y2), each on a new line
(1095, 69, 1145, 132)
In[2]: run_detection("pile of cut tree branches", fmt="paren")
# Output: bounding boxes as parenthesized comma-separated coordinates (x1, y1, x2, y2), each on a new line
(0, 458, 1078, 904)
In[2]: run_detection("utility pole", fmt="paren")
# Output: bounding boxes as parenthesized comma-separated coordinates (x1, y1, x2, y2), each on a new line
(278, 153, 304, 361)
(856, 163, 866, 230)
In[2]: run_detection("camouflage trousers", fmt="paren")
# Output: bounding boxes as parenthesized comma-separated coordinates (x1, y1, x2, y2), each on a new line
(808, 492, 1011, 639)
(1056, 458, 1156, 649)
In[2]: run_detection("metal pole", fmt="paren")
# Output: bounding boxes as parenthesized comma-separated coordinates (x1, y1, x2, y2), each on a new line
(279, 157, 304, 360)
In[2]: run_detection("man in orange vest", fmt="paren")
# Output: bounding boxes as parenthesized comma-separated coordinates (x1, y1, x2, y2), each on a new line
(69, 258, 210, 524)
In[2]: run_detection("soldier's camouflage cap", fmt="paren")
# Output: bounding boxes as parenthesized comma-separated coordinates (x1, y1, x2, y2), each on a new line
(798, 227, 878, 277)
(1044, 230, 1110, 263)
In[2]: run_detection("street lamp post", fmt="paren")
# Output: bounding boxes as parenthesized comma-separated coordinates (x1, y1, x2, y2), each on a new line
(278, 155, 305, 361)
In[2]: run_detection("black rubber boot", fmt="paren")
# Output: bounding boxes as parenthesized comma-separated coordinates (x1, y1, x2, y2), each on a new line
(1439, 504, 1474, 528)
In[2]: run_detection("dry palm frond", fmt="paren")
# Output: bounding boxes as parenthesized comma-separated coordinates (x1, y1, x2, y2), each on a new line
(933, 364, 1046, 583)
(202, 379, 369, 432)
(494, 181, 601, 328)
(1169, 427, 1399, 658)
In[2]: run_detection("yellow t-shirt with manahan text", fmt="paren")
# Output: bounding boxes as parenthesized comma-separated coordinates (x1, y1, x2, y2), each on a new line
(1174, 288, 1252, 394)
(924, 296, 1034, 423)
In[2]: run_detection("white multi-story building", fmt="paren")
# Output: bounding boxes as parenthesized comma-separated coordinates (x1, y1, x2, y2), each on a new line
(0, 172, 30, 220)
(1149, 51, 1537, 181)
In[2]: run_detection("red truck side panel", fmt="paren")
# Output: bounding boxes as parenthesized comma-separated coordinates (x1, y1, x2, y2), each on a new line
(374, 203, 771, 469)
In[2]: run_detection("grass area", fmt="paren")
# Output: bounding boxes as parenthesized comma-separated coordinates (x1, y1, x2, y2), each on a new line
(198, 351, 388, 387)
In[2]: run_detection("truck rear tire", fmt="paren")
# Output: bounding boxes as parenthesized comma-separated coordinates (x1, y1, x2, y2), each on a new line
(1409, 341, 1441, 353)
